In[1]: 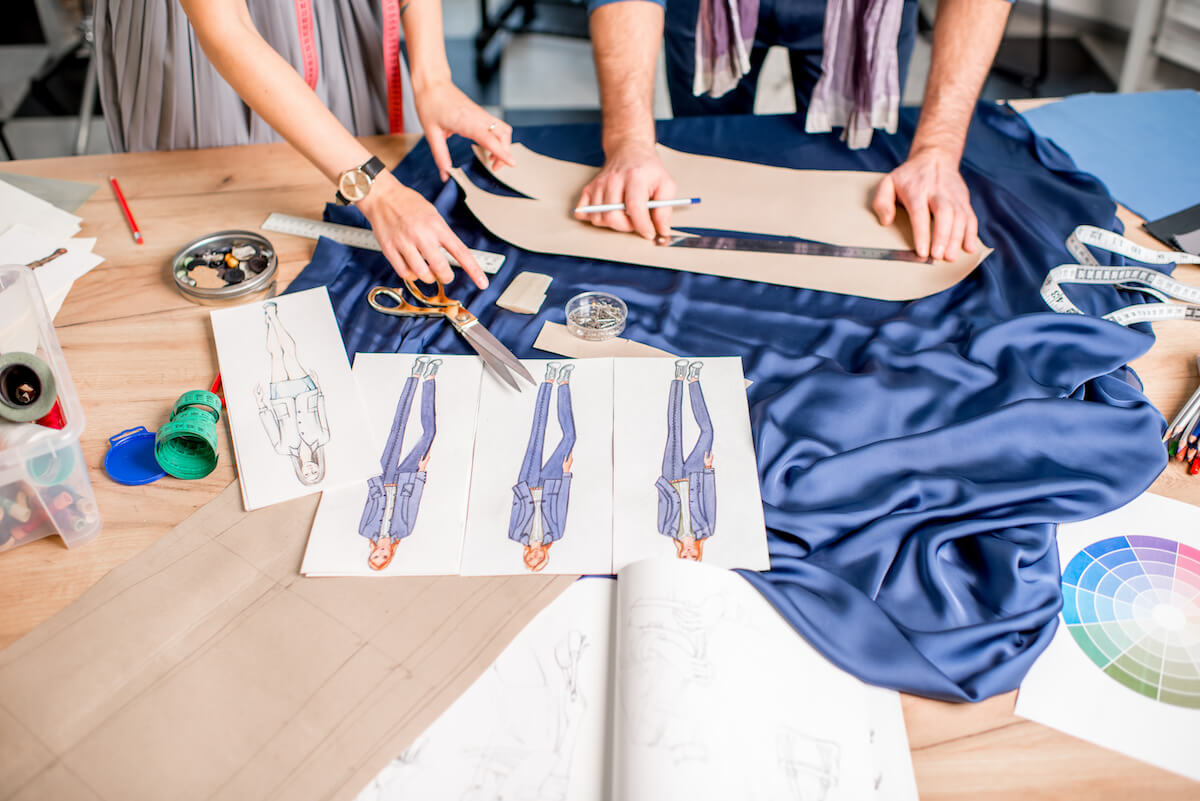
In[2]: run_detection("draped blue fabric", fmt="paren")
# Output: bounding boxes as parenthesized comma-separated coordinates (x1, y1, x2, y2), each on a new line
(287, 104, 1168, 701)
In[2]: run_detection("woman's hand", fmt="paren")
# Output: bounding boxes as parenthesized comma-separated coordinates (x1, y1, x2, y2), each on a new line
(358, 171, 488, 289)
(413, 77, 515, 182)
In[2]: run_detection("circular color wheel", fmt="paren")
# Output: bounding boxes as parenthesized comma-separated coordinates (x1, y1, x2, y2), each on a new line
(1061, 534, 1200, 709)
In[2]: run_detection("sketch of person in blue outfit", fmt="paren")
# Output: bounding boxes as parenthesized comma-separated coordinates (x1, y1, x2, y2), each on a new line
(358, 357, 440, 571)
(657, 360, 716, 561)
(254, 301, 330, 486)
(509, 362, 575, 573)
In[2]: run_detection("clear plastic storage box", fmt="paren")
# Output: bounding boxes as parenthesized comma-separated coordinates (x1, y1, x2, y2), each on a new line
(0, 264, 101, 551)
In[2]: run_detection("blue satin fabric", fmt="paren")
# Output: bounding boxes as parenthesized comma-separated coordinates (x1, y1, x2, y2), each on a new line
(287, 104, 1168, 701)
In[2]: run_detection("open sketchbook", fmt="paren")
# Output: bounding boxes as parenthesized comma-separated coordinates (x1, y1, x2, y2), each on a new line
(356, 558, 919, 801)
(302, 354, 770, 576)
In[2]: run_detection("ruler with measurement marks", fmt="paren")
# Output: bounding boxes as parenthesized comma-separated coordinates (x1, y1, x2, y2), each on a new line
(664, 234, 932, 263)
(262, 213, 506, 274)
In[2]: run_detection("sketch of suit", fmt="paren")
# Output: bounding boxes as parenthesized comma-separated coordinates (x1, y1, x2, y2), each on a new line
(657, 378, 716, 541)
(258, 375, 330, 455)
(359, 375, 436, 543)
(509, 381, 575, 547)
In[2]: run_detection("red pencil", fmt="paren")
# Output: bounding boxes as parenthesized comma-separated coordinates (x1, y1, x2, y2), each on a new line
(109, 176, 143, 245)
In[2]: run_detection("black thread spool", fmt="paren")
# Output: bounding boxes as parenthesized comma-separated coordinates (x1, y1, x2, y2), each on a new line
(0, 352, 57, 422)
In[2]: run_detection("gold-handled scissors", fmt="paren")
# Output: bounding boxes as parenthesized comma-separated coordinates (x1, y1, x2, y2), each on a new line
(368, 280, 536, 390)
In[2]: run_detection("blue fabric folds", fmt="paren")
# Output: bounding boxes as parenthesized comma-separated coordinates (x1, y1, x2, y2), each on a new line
(287, 104, 1168, 701)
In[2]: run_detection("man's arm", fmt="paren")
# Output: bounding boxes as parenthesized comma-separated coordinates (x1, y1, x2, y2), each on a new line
(575, 1, 677, 239)
(873, 0, 1012, 261)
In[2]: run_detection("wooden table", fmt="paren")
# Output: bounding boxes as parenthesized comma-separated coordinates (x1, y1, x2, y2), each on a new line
(2, 136, 1199, 800)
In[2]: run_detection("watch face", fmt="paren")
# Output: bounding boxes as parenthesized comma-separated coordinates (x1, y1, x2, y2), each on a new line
(338, 169, 372, 202)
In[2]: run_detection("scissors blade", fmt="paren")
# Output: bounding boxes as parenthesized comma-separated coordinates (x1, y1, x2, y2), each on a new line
(459, 321, 537, 388)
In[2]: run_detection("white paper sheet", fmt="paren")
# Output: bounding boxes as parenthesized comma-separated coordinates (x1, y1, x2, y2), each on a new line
(356, 577, 616, 801)
(302, 354, 484, 576)
(460, 359, 616, 576)
(0, 224, 103, 318)
(612, 357, 769, 571)
(1014, 492, 1200, 781)
(356, 560, 918, 801)
(0, 180, 82, 240)
(210, 287, 377, 511)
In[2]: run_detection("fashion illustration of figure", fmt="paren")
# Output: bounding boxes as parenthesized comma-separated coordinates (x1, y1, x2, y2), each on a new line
(358, 357, 439, 571)
(657, 360, 716, 561)
(509, 362, 575, 572)
(254, 301, 331, 486)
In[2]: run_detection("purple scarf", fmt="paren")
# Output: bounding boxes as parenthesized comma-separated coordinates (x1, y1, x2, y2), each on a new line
(694, 0, 905, 150)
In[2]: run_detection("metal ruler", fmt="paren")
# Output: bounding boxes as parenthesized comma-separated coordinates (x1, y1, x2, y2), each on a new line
(664, 234, 932, 263)
(262, 212, 506, 274)
(1041, 225, 1200, 326)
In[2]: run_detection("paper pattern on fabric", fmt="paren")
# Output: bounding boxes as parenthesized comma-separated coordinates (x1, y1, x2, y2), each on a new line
(455, 142, 989, 300)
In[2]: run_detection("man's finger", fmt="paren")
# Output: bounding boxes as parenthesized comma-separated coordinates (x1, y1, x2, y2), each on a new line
(427, 128, 452, 183)
(928, 196, 954, 261)
(574, 183, 597, 221)
(442, 232, 489, 290)
(873, 175, 897, 226)
(964, 207, 980, 254)
(649, 176, 677, 238)
(624, 180, 656, 240)
(902, 191, 932, 258)
(944, 213, 967, 262)
(598, 178, 632, 232)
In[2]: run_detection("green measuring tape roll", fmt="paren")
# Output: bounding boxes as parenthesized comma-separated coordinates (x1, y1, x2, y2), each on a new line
(155, 390, 221, 479)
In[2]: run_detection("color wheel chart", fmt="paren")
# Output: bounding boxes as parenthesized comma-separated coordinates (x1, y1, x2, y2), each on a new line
(1062, 535, 1200, 709)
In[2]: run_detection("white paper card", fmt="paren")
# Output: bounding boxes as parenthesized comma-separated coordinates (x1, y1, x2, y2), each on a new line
(460, 359, 616, 576)
(612, 357, 769, 571)
(0, 180, 82, 240)
(1014, 492, 1200, 781)
(302, 354, 483, 575)
(211, 287, 377, 510)
(0, 224, 103, 318)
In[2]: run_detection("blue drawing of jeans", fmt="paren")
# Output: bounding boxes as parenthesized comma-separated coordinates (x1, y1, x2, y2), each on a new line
(358, 375, 435, 543)
(509, 381, 575, 546)
(657, 378, 716, 540)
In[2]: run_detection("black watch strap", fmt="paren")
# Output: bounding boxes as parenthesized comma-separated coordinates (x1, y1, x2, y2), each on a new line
(335, 156, 387, 205)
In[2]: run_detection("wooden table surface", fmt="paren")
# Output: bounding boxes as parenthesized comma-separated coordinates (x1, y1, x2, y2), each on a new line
(2, 135, 1199, 799)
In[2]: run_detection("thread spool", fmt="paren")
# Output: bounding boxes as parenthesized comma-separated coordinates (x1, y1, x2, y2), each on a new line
(0, 352, 57, 422)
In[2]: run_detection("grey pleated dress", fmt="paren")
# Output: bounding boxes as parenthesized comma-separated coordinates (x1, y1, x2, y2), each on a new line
(94, 0, 420, 152)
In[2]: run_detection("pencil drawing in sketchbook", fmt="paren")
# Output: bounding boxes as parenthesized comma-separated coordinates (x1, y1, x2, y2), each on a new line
(253, 300, 330, 485)
(358, 357, 440, 571)
(657, 360, 716, 561)
(509, 362, 576, 572)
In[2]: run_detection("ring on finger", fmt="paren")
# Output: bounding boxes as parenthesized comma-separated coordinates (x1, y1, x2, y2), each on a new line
(487, 122, 498, 132)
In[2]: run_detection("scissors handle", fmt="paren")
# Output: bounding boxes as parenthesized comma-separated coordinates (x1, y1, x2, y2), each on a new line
(405, 280, 477, 327)
(367, 286, 445, 317)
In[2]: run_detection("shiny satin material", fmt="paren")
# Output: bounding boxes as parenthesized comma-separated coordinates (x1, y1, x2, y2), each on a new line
(287, 104, 1168, 701)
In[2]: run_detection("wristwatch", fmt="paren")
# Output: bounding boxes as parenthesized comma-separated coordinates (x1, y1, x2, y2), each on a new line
(335, 156, 385, 205)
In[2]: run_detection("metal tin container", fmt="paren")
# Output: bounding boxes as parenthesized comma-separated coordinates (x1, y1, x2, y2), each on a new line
(169, 230, 277, 305)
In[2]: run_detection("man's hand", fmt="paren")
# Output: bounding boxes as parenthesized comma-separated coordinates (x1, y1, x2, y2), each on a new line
(359, 171, 489, 289)
(873, 147, 978, 262)
(574, 142, 677, 240)
(413, 78, 514, 182)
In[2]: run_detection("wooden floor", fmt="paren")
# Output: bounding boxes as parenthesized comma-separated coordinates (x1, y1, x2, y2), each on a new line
(1, 134, 1198, 799)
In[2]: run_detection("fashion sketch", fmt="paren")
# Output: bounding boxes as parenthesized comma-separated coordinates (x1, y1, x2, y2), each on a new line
(509, 362, 575, 572)
(253, 301, 331, 486)
(657, 360, 716, 561)
(358, 357, 439, 571)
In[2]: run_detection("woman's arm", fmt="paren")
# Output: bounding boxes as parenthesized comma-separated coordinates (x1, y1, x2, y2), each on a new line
(180, 0, 498, 288)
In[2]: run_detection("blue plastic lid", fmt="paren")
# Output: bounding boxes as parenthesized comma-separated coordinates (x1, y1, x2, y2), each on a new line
(104, 426, 167, 485)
